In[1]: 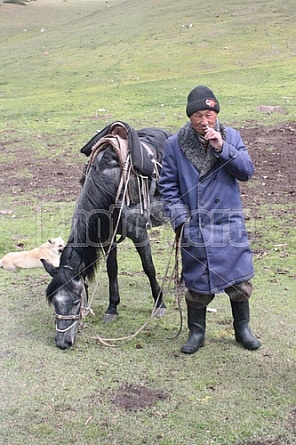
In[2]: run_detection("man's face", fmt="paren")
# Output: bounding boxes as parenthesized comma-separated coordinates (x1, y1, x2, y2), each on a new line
(190, 110, 218, 135)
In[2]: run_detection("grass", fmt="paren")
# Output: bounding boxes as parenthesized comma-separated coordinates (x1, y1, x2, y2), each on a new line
(1, 1, 296, 444)
(1, 0, 295, 134)
(1, 219, 295, 445)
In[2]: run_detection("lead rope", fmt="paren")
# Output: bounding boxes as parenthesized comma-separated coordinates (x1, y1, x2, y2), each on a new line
(86, 156, 152, 311)
(82, 220, 188, 347)
(165, 221, 187, 340)
(85, 160, 133, 314)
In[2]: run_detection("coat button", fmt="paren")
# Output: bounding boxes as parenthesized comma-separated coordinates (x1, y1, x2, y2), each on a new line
(215, 198, 220, 203)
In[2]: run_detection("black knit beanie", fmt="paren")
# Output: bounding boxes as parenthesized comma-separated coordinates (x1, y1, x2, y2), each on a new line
(186, 85, 220, 117)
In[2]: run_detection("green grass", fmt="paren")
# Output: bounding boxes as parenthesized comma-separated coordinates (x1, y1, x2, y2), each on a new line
(0, 0, 295, 134)
(1, 220, 295, 445)
(1, 1, 296, 444)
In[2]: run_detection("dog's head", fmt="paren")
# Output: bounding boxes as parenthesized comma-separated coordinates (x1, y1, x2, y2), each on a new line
(47, 237, 66, 255)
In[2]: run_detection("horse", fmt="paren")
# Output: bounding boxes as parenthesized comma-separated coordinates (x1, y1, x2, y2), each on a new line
(42, 121, 172, 349)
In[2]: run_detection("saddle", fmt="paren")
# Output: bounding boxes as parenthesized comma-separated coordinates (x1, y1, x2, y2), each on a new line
(79, 122, 172, 216)
(80, 121, 171, 177)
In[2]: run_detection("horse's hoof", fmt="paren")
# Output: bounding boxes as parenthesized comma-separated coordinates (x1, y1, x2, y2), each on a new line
(103, 313, 118, 323)
(152, 307, 167, 318)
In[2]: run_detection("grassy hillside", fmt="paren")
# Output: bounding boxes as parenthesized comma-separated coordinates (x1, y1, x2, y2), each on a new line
(0, 2, 295, 445)
(0, 0, 295, 137)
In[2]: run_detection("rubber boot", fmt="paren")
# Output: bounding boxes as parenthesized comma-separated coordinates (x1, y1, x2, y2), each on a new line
(181, 305, 206, 354)
(230, 300, 261, 350)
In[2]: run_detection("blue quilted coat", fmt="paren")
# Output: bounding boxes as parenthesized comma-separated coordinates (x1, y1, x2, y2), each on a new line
(159, 127, 255, 294)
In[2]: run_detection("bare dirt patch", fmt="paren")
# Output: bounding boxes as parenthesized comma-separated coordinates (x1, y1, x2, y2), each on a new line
(111, 382, 168, 411)
(239, 122, 296, 211)
(1, 122, 295, 212)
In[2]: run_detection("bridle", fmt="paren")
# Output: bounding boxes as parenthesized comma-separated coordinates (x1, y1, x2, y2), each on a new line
(54, 312, 81, 333)
(54, 270, 91, 334)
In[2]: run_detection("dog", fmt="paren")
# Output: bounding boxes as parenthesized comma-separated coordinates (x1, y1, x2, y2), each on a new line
(0, 237, 65, 270)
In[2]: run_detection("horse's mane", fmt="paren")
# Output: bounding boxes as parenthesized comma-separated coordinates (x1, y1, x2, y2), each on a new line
(63, 147, 121, 282)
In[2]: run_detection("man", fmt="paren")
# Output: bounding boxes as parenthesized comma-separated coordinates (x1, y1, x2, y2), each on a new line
(159, 85, 261, 354)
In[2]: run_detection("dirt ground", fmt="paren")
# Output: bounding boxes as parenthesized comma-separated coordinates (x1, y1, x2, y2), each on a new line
(239, 122, 296, 211)
(1, 122, 295, 212)
(1, 122, 296, 444)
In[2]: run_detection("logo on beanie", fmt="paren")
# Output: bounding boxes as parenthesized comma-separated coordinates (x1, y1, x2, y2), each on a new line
(205, 99, 217, 108)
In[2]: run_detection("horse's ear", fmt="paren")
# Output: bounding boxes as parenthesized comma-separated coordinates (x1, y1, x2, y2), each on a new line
(41, 258, 58, 277)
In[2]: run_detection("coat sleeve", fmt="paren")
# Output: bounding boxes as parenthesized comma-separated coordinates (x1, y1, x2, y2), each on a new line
(213, 129, 255, 181)
(159, 139, 190, 231)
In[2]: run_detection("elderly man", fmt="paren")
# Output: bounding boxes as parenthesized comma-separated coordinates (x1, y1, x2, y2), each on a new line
(159, 85, 261, 354)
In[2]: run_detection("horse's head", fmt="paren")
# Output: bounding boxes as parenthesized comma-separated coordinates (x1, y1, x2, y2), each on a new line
(42, 259, 88, 349)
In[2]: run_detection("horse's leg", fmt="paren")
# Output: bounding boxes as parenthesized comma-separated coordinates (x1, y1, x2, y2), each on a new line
(133, 232, 167, 318)
(103, 244, 120, 322)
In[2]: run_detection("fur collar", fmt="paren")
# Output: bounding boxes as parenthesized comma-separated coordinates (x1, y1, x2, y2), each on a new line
(178, 120, 227, 178)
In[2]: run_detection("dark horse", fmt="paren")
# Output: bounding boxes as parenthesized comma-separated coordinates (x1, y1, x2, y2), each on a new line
(42, 122, 172, 349)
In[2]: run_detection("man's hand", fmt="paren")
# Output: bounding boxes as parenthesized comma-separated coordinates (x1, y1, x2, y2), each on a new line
(205, 126, 223, 152)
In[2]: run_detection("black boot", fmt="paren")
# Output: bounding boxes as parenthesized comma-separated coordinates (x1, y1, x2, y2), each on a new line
(181, 305, 206, 354)
(230, 300, 261, 350)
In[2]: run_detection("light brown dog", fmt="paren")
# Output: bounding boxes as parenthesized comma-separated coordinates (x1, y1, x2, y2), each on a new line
(0, 237, 65, 270)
